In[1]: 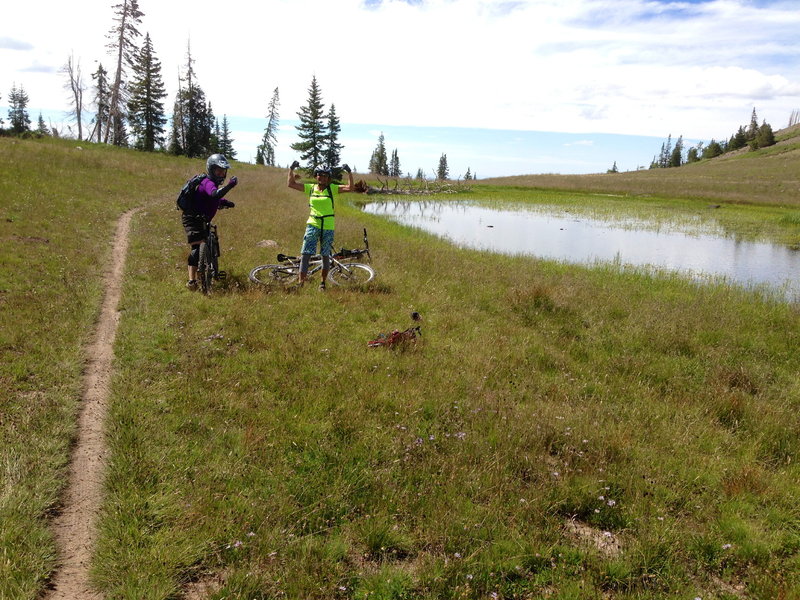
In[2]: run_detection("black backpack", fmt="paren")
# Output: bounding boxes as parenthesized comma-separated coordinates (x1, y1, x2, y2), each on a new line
(176, 174, 207, 212)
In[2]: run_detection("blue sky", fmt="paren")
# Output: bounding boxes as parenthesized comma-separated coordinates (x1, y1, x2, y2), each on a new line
(2, 0, 798, 177)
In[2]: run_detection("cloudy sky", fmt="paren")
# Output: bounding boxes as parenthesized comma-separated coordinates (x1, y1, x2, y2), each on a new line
(2, 0, 798, 176)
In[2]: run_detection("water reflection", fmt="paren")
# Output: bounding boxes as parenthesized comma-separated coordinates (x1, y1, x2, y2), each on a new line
(362, 200, 800, 302)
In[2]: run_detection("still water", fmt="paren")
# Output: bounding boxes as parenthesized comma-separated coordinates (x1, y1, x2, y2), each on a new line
(362, 200, 800, 302)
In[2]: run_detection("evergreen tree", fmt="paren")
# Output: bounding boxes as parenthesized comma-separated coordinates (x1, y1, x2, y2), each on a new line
(170, 44, 212, 157)
(669, 135, 684, 168)
(729, 126, 747, 151)
(389, 149, 401, 177)
(437, 153, 449, 180)
(127, 33, 167, 151)
(606, 162, 618, 174)
(324, 103, 343, 168)
(746, 107, 759, 141)
(752, 121, 775, 150)
(219, 115, 236, 158)
(416, 168, 425, 180)
(208, 109, 220, 155)
(368, 132, 388, 175)
(36, 113, 49, 136)
(701, 139, 723, 159)
(7, 84, 31, 135)
(89, 64, 111, 143)
(290, 76, 327, 170)
(104, 0, 143, 145)
(258, 87, 280, 167)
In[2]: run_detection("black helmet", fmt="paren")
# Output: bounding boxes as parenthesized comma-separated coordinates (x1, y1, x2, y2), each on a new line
(314, 165, 332, 177)
(206, 154, 231, 184)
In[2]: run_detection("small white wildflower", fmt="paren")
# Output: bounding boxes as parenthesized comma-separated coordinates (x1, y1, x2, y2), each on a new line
(722, 543, 732, 550)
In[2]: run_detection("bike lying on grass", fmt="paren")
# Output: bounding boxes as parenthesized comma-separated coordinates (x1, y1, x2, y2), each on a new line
(249, 228, 375, 288)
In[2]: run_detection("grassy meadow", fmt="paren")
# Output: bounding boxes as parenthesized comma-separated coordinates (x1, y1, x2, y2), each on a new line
(1, 135, 799, 599)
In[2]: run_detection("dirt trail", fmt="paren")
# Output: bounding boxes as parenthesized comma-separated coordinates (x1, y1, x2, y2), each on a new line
(45, 208, 139, 600)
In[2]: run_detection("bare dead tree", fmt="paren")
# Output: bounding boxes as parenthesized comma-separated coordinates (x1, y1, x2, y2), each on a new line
(60, 52, 85, 140)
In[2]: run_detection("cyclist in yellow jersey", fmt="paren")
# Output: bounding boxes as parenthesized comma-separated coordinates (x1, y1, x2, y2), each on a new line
(288, 161, 354, 288)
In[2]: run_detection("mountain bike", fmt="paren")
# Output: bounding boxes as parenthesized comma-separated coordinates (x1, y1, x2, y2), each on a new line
(249, 228, 375, 288)
(197, 204, 233, 294)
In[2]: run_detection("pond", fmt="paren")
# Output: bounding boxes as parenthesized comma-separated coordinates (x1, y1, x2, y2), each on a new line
(362, 199, 800, 302)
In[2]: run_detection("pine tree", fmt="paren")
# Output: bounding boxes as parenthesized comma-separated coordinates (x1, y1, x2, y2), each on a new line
(36, 113, 49, 136)
(219, 115, 236, 158)
(89, 64, 111, 143)
(324, 104, 343, 168)
(416, 168, 425, 181)
(389, 149, 401, 177)
(127, 33, 167, 151)
(258, 87, 280, 166)
(669, 135, 683, 168)
(437, 153, 449, 180)
(104, 0, 143, 145)
(702, 139, 723, 159)
(7, 84, 31, 135)
(368, 132, 388, 175)
(170, 44, 212, 157)
(729, 126, 747, 151)
(290, 76, 327, 170)
(746, 107, 759, 141)
(753, 121, 775, 150)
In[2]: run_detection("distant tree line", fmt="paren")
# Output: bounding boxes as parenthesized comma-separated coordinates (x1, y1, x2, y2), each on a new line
(650, 108, 776, 169)
(364, 131, 473, 181)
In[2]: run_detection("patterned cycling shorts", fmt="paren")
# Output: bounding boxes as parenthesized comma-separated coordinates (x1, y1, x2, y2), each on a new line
(301, 225, 334, 256)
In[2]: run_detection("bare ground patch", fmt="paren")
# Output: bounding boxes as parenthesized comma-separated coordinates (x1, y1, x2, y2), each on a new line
(44, 208, 140, 600)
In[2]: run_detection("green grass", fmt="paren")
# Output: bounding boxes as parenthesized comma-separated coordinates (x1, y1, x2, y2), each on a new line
(2, 136, 800, 599)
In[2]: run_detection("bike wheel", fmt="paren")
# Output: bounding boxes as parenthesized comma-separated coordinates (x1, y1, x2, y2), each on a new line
(328, 263, 375, 286)
(198, 241, 214, 294)
(249, 264, 299, 287)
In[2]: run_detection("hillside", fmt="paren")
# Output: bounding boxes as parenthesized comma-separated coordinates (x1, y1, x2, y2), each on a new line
(482, 124, 800, 207)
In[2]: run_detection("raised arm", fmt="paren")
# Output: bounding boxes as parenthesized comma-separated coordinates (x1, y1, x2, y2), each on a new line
(338, 163, 355, 193)
(287, 160, 305, 191)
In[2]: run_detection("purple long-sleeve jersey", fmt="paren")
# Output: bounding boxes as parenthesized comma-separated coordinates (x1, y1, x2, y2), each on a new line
(194, 177, 228, 221)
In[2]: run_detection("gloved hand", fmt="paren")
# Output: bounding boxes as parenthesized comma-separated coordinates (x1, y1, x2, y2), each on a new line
(290, 160, 300, 170)
(228, 176, 238, 187)
(220, 200, 235, 209)
(341, 163, 351, 173)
